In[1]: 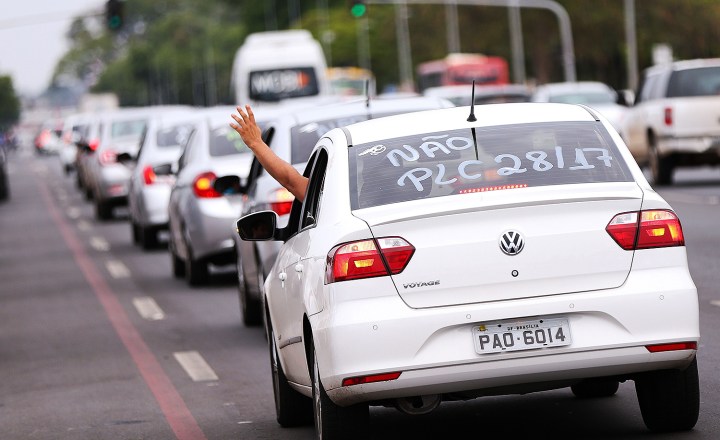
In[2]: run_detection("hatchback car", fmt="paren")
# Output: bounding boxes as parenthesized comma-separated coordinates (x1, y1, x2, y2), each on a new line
(84, 106, 189, 220)
(127, 110, 196, 249)
(237, 102, 699, 438)
(223, 96, 452, 326)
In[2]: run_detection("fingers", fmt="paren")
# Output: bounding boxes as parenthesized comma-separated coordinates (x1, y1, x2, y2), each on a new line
(246, 105, 256, 124)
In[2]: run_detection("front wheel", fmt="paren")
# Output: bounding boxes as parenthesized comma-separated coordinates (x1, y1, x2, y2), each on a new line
(312, 346, 369, 440)
(635, 357, 699, 432)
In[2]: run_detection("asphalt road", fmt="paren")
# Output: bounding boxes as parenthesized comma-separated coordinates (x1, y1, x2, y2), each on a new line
(1, 149, 719, 440)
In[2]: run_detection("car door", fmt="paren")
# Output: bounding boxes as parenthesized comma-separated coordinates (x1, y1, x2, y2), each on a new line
(271, 149, 328, 385)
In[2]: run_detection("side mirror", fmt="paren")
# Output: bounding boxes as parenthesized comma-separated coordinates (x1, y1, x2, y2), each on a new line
(236, 211, 278, 241)
(116, 152, 135, 164)
(153, 163, 175, 176)
(214, 175, 245, 195)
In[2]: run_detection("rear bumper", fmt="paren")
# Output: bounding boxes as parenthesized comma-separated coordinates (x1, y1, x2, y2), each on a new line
(657, 134, 720, 156)
(187, 198, 243, 261)
(310, 264, 699, 406)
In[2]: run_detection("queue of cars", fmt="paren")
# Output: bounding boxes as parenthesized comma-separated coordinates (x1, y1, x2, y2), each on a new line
(51, 72, 702, 438)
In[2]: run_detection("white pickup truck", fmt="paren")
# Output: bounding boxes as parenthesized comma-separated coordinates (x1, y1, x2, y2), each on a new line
(622, 58, 720, 184)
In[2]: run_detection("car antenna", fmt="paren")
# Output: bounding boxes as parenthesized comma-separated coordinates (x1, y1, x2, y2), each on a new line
(467, 80, 477, 122)
(365, 78, 373, 119)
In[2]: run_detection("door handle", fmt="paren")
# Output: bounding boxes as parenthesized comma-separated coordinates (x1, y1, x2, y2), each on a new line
(278, 271, 287, 288)
(295, 264, 303, 273)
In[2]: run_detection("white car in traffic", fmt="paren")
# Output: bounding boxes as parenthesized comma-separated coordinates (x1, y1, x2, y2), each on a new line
(237, 102, 699, 439)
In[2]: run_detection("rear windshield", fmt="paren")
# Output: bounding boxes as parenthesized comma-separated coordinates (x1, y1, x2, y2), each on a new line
(111, 119, 147, 140)
(209, 126, 252, 157)
(349, 121, 633, 210)
(156, 123, 194, 148)
(667, 66, 720, 97)
(548, 91, 616, 105)
(289, 114, 372, 164)
(249, 67, 319, 102)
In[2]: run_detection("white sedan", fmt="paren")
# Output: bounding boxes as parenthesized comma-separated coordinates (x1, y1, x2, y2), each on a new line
(236, 102, 699, 439)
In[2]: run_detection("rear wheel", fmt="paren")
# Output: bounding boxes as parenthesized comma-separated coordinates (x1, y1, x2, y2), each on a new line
(268, 322, 313, 427)
(184, 245, 208, 286)
(635, 357, 699, 432)
(240, 257, 263, 326)
(649, 137, 673, 185)
(312, 345, 369, 440)
(170, 246, 185, 278)
(131, 222, 141, 245)
(139, 225, 158, 250)
(571, 379, 619, 398)
(95, 198, 113, 220)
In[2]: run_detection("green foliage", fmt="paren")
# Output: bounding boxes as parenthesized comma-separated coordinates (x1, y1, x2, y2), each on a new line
(56, 0, 720, 105)
(0, 76, 21, 130)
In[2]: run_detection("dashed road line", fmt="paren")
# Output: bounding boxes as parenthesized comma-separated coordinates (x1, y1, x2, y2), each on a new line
(174, 351, 219, 382)
(77, 220, 92, 231)
(66, 207, 81, 219)
(105, 260, 130, 278)
(90, 236, 110, 252)
(711, 300, 720, 308)
(133, 297, 166, 321)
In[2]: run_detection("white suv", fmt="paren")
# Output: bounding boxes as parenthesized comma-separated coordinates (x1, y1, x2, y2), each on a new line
(622, 58, 720, 184)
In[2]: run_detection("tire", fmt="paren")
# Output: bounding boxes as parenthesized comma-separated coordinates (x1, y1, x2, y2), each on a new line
(139, 225, 158, 250)
(184, 246, 208, 286)
(649, 140, 673, 185)
(268, 323, 313, 427)
(239, 257, 263, 326)
(571, 379, 619, 398)
(312, 345, 369, 440)
(85, 186, 93, 201)
(95, 199, 113, 220)
(171, 247, 185, 278)
(635, 357, 700, 432)
(131, 222, 141, 245)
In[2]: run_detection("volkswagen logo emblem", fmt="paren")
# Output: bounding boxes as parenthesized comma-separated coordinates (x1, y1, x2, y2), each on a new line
(499, 230, 525, 256)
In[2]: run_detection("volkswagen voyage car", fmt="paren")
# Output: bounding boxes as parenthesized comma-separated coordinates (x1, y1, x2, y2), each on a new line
(237, 103, 700, 439)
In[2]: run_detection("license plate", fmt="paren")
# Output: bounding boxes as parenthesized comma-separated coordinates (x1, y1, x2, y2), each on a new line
(472, 317, 572, 354)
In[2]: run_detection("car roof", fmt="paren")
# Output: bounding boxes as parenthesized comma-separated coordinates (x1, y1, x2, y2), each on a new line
(267, 96, 452, 127)
(344, 102, 598, 146)
(424, 84, 531, 98)
(644, 57, 720, 74)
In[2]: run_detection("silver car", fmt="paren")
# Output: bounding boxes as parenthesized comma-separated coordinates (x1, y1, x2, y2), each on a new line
(167, 101, 338, 286)
(225, 96, 453, 325)
(84, 106, 189, 220)
(128, 110, 197, 249)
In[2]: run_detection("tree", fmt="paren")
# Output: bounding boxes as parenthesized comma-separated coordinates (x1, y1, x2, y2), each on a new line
(0, 76, 20, 131)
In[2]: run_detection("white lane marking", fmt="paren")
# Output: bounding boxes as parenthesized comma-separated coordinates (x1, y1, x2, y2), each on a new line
(105, 260, 130, 279)
(132, 297, 166, 321)
(237, 421, 253, 425)
(711, 300, 720, 307)
(77, 220, 92, 231)
(90, 236, 110, 252)
(66, 207, 81, 219)
(174, 351, 219, 382)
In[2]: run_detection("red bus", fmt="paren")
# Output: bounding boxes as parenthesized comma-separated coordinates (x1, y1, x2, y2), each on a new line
(416, 53, 509, 93)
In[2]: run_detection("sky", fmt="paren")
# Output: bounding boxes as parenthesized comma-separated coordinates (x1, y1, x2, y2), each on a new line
(0, 0, 104, 96)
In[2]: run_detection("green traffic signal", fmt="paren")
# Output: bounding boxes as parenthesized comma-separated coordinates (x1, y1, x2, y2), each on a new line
(350, 3, 367, 18)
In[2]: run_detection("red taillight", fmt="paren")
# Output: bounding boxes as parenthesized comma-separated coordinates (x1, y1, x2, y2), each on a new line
(269, 188, 294, 216)
(143, 165, 157, 185)
(646, 342, 697, 353)
(326, 237, 415, 283)
(99, 149, 117, 165)
(606, 209, 684, 250)
(193, 172, 221, 198)
(664, 107, 673, 126)
(89, 138, 100, 151)
(342, 372, 402, 387)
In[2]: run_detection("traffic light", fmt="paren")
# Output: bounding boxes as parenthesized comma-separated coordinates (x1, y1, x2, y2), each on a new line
(349, 1, 367, 18)
(105, 0, 125, 31)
